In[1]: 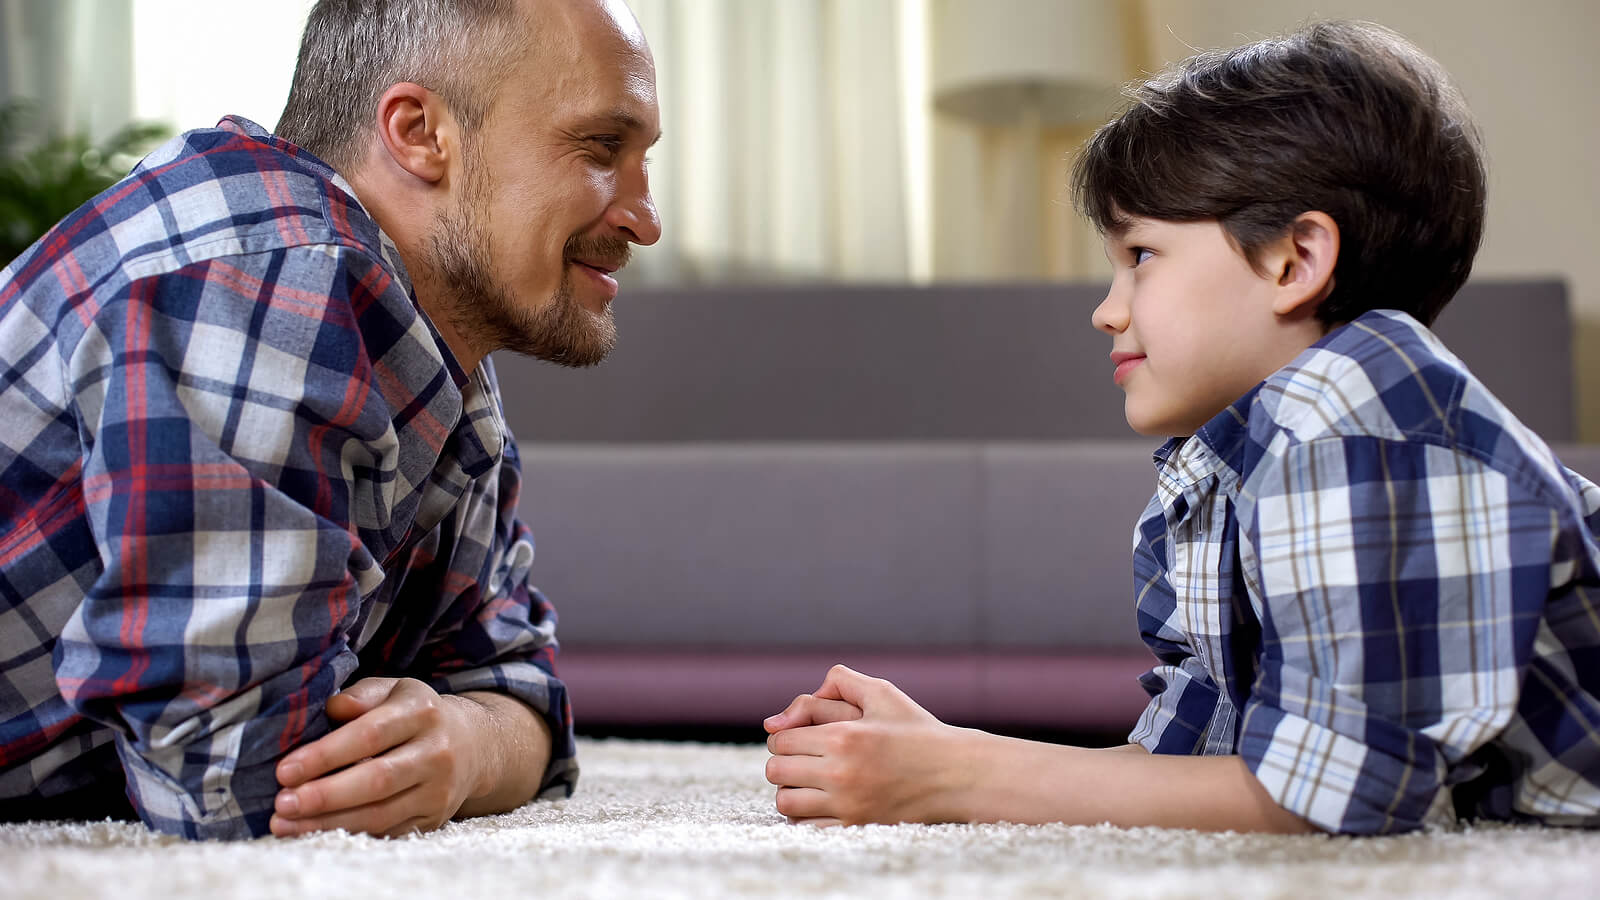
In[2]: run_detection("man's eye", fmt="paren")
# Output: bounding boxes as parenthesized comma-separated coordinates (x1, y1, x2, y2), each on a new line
(589, 136, 624, 154)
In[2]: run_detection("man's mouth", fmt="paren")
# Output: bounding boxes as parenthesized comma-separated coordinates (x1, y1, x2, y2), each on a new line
(571, 258, 622, 275)
(568, 257, 623, 302)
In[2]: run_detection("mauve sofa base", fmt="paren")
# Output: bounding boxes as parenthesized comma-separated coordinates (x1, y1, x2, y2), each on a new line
(557, 648, 1155, 733)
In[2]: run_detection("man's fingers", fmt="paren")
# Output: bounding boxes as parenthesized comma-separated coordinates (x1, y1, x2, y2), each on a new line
(325, 677, 399, 723)
(763, 694, 862, 733)
(277, 697, 422, 787)
(380, 816, 437, 839)
(269, 783, 431, 838)
(275, 752, 421, 819)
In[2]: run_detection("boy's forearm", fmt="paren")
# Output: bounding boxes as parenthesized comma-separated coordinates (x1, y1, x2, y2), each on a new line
(948, 731, 1320, 833)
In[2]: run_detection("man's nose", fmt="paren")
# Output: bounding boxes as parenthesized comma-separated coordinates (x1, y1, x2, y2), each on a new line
(607, 184, 661, 247)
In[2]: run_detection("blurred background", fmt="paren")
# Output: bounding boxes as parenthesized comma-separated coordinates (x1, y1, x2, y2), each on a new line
(1, 0, 1595, 437)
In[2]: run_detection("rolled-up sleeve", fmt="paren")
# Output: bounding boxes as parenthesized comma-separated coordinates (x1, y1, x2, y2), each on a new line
(400, 431, 577, 798)
(1237, 437, 1552, 833)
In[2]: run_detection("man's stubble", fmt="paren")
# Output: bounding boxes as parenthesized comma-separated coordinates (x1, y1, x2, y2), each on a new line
(426, 149, 621, 369)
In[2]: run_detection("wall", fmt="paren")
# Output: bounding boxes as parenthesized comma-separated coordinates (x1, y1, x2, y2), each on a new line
(1136, 0, 1600, 438)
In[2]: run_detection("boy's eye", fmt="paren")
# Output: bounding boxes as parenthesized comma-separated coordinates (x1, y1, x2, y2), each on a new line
(1131, 247, 1154, 266)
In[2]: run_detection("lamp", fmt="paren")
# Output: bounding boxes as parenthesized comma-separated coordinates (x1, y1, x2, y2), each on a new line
(931, 0, 1130, 276)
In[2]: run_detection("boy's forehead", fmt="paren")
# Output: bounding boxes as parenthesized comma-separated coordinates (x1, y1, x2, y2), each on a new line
(1105, 213, 1161, 240)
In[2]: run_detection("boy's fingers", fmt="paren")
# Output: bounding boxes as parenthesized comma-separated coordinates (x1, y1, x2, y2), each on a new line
(766, 722, 845, 760)
(814, 664, 880, 707)
(787, 817, 843, 828)
(764, 745, 830, 786)
(763, 695, 861, 732)
(773, 786, 834, 820)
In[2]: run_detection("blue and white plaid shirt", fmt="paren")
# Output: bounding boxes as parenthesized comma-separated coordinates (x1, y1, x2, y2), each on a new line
(0, 117, 576, 838)
(1130, 309, 1600, 834)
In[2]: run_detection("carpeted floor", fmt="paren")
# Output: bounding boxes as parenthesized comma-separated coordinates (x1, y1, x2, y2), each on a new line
(4, 738, 1599, 899)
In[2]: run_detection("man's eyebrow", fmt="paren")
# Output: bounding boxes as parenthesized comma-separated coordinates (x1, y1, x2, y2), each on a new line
(596, 109, 663, 146)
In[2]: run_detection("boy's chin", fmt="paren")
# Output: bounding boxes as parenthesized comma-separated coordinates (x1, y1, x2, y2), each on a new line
(1123, 406, 1202, 440)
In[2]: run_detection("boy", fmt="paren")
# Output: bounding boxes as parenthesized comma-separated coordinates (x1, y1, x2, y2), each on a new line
(762, 20, 1600, 834)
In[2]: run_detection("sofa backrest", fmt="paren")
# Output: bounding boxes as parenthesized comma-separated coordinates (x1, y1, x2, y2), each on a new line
(520, 441, 1600, 650)
(492, 279, 1575, 444)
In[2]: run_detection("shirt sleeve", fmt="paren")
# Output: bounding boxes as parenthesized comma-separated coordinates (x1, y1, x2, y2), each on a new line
(1236, 436, 1554, 834)
(55, 245, 402, 839)
(384, 423, 578, 799)
(1127, 496, 1240, 755)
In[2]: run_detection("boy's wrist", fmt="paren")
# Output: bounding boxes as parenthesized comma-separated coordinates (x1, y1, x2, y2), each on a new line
(925, 726, 997, 823)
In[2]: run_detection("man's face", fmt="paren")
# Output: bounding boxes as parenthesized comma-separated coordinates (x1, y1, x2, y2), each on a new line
(432, 0, 661, 368)
(1090, 217, 1297, 437)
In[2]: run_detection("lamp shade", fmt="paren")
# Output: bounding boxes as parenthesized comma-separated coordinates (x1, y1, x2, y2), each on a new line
(932, 0, 1129, 127)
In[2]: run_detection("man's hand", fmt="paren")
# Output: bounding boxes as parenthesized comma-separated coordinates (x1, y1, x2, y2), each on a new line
(762, 665, 978, 827)
(270, 677, 547, 838)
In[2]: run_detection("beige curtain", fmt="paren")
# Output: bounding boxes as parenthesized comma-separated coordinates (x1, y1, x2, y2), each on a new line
(627, 0, 920, 284)
(0, 0, 136, 142)
(627, 0, 1146, 286)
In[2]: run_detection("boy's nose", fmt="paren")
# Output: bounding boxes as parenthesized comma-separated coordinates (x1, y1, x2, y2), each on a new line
(1091, 288, 1127, 334)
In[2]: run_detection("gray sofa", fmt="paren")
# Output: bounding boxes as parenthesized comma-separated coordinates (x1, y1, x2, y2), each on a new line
(492, 279, 1595, 734)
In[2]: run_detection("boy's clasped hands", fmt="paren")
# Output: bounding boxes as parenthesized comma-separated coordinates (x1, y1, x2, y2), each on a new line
(763, 665, 972, 826)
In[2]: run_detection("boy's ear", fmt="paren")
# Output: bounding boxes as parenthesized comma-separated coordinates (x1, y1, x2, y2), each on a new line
(373, 82, 460, 185)
(1269, 211, 1340, 317)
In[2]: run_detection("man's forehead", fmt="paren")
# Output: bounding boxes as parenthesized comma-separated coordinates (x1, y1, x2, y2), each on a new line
(529, 0, 651, 57)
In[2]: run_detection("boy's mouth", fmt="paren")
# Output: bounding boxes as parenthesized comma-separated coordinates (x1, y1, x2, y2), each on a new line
(1110, 351, 1146, 385)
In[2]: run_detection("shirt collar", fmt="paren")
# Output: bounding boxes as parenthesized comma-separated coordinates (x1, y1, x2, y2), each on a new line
(1151, 386, 1259, 494)
(1150, 309, 1425, 493)
(220, 116, 475, 393)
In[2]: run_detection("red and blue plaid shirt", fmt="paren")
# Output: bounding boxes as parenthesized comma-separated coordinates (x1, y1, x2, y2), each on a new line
(0, 117, 576, 838)
(1130, 309, 1600, 833)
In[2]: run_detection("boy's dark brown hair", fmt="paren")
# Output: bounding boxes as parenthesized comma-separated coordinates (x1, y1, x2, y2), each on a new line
(1071, 20, 1485, 326)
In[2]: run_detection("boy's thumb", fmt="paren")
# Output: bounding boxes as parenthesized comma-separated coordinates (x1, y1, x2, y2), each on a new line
(814, 664, 870, 706)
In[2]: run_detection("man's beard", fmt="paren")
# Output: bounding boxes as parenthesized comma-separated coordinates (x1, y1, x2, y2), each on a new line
(425, 172, 624, 369)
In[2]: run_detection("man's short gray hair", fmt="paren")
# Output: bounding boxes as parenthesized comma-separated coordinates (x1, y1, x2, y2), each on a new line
(276, 0, 530, 173)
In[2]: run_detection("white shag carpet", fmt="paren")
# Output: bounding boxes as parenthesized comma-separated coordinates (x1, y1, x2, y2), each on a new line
(4, 738, 1599, 900)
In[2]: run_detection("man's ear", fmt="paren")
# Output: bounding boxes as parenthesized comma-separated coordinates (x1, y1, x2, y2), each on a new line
(1269, 211, 1340, 318)
(373, 82, 459, 184)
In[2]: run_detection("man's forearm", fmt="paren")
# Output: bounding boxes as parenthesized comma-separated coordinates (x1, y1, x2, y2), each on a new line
(452, 690, 554, 818)
(948, 730, 1319, 833)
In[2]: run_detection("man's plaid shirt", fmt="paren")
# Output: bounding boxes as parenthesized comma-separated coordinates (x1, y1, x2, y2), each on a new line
(0, 117, 576, 838)
(1130, 309, 1600, 834)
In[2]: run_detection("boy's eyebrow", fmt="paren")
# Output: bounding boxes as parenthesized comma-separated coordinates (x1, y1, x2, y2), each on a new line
(1103, 211, 1142, 240)
(1105, 218, 1143, 241)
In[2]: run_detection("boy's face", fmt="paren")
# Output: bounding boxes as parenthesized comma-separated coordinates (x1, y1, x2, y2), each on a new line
(1091, 217, 1319, 437)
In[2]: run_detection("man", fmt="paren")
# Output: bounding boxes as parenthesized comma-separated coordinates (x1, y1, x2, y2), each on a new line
(0, 0, 660, 839)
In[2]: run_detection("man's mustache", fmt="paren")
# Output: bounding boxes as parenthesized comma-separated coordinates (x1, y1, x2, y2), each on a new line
(564, 235, 632, 272)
